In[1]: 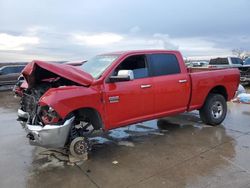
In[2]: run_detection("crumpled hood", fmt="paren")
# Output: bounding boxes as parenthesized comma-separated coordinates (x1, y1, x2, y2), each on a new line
(22, 60, 93, 87)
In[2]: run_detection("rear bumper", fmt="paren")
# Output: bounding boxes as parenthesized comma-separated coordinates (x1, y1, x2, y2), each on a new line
(24, 116, 75, 148)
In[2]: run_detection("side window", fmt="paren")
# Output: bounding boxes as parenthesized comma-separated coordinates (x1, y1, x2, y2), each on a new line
(231, 58, 238, 64)
(1, 67, 10, 75)
(8, 67, 16, 74)
(1, 66, 24, 74)
(18, 66, 25, 72)
(231, 58, 243, 65)
(149, 54, 180, 76)
(245, 58, 250, 65)
(114, 55, 149, 79)
(12, 66, 24, 73)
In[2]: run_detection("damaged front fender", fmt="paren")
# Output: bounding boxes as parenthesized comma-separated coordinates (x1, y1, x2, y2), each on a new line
(38, 86, 104, 120)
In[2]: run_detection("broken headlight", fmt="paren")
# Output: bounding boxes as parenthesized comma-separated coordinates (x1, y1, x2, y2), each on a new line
(39, 106, 61, 125)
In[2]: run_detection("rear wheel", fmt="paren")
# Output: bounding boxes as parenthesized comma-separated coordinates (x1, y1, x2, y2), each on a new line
(199, 94, 227, 126)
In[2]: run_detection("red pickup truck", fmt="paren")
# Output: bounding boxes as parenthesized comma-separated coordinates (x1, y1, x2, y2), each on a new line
(19, 50, 239, 158)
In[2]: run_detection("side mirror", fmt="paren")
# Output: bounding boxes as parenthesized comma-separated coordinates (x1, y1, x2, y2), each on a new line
(109, 70, 134, 83)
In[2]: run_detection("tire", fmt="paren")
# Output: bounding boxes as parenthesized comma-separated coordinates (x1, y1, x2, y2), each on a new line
(199, 94, 227, 126)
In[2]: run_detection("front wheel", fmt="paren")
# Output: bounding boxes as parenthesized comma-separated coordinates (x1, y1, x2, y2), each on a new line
(69, 137, 90, 160)
(199, 94, 227, 126)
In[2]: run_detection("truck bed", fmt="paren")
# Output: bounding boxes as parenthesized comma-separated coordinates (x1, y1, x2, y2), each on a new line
(187, 67, 240, 111)
(188, 67, 232, 73)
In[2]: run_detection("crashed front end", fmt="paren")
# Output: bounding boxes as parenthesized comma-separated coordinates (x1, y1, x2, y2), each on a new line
(17, 60, 93, 149)
(18, 96, 75, 148)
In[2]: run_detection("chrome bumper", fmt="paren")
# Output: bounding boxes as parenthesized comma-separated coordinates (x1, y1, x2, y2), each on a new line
(17, 108, 29, 120)
(24, 117, 75, 148)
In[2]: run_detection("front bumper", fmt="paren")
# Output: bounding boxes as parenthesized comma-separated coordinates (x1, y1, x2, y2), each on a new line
(17, 108, 29, 120)
(24, 116, 75, 148)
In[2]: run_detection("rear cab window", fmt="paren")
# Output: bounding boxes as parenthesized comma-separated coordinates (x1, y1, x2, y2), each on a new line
(209, 58, 229, 65)
(148, 54, 181, 76)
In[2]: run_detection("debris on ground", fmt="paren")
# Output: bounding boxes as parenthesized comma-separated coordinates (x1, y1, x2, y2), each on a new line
(232, 93, 250, 104)
(149, 132, 165, 136)
(68, 155, 85, 165)
(112, 160, 119, 165)
(38, 149, 86, 166)
(236, 84, 246, 95)
(37, 156, 65, 171)
(118, 141, 135, 147)
(232, 84, 250, 104)
(39, 149, 69, 162)
(236, 93, 250, 103)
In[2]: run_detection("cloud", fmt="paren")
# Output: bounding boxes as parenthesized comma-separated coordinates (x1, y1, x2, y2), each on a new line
(152, 34, 179, 50)
(0, 28, 237, 62)
(0, 33, 40, 51)
(72, 33, 123, 46)
(71, 31, 230, 57)
(1, 0, 249, 62)
(26, 26, 50, 36)
(71, 32, 178, 51)
(129, 26, 141, 34)
(170, 37, 232, 56)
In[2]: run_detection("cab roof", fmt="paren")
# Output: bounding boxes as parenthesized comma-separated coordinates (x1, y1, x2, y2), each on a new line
(100, 49, 180, 56)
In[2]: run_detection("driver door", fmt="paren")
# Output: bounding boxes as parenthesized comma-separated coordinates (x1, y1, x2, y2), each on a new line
(103, 54, 154, 129)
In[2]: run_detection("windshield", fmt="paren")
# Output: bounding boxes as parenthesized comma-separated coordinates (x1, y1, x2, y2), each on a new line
(81, 55, 119, 78)
(244, 58, 250, 65)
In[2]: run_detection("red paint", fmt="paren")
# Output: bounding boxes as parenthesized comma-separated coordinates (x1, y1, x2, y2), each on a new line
(24, 50, 240, 130)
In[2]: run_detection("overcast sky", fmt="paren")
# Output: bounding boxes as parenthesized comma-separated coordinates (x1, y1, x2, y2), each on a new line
(0, 0, 250, 61)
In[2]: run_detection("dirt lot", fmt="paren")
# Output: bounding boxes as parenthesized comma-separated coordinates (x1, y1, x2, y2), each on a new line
(0, 90, 250, 188)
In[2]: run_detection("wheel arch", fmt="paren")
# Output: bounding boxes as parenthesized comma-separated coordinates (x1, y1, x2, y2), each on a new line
(198, 85, 228, 110)
(207, 85, 228, 101)
(68, 107, 104, 130)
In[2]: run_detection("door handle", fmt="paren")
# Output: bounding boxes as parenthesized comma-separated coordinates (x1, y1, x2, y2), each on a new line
(141, 84, 152, 89)
(179, 79, 187, 83)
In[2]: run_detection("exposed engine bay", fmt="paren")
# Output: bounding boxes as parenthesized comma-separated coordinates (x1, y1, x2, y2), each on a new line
(20, 77, 75, 125)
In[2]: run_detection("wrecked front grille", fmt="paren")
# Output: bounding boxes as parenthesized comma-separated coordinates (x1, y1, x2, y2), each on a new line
(21, 93, 38, 121)
(241, 71, 250, 77)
